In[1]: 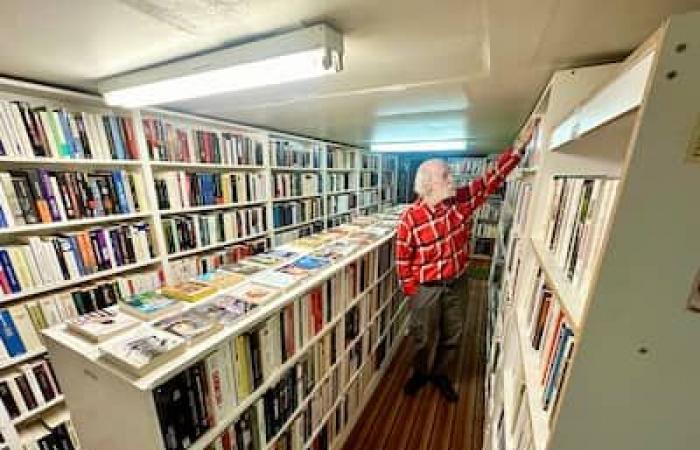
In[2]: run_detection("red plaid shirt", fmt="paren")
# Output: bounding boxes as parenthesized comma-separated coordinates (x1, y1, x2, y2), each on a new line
(396, 148, 522, 296)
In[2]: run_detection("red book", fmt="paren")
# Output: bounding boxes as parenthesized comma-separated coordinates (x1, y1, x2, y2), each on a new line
(541, 312, 565, 385)
(0, 264, 11, 294)
(122, 117, 140, 159)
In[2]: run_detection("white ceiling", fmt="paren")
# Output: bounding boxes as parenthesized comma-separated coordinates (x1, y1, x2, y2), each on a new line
(0, 0, 699, 152)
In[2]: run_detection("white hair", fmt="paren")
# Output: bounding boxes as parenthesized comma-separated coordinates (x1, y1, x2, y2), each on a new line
(414, 159, 446, 197)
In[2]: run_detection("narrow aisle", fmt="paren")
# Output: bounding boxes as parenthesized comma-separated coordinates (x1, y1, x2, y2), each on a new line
(342, 278, 487, 450)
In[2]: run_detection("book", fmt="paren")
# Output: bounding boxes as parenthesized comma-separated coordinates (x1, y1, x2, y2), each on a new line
(66, 307, 140, 342)
(153, 310, 221, 345)
(229, 282, 280, 305)
(119, 291, 183, 321)
(161, 281, 217, 302)
(196, 270, 247, 290)
(291, 255, 331, 271)
(192, 294, 256, 325)
(249, 269, 300, 290)
(99, 325, 186, 377)
(219, 261, 266, 276)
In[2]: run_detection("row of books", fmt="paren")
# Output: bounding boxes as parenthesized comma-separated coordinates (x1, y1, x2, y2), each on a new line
(0, 356, 61, 420)
(446, 157, 485, 177)
(544, 176, 619, 287)
(0, 222, 154, 295)
(0, 269, 161, 361)
(476, 201, 502, 222)
(524, 270, 576, 416)
(276, 224, 320, 246)
(142, 117, 265, 166)
(327, 149, 355, 170)
(504, 375, 535, 450)
(162, 206, 266, 255)
(272, 199, 323, 229)
(360, 155, 378, 170)
(270, 141, 322, 169)
(273, 173, 320, 199)
(328, 194, 355, 216)
(155, 171, 267, 211)
(359, 172, 378, 188)
(327, 173, 355, 192)
(0, 169, 145, 228)
(166, 241, 267, 284)
(0, 100, 139, 160)
(358, 191, 378, 208)
(474, 222, 498, 239)
(17, 413, 79, 450)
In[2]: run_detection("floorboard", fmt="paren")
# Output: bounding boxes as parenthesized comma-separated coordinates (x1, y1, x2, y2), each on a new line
(342, 278, 488, 450)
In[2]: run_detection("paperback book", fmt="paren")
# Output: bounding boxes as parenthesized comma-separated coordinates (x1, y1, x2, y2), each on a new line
(219, 262, 266, 276)
(249, 270, 300, 290)
(290, 255, 331, 271)
(119, 291, 184, 320)
(192, 294, 257, 325)
(229, 282, 280, 305)
(313, 241, 360, 261)
(99, 325, 186, 376)
(66, 307, 140, 343)
(196, 270, 247, 290)
(160, 281, 217, 302)
(153, 310, 221, 345)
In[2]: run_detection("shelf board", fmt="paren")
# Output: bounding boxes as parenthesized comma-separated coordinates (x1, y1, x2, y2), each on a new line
(502, 370, 517, 450)
(514, 310, 551, 450)
(272, 194, 322, 202)
(360, 203, 379, 210)
(273, 218, 322, 233)
(326, 168, 357, 172)
(529, 238, 582, 331)
(0, 212, 151, 236)
(327, 189, 356, 196)
(12, 395, 65, 426)
(1, 258, 160, 303)
(360, 186, 379, 191)
(150, 161, 264, 171)
(270, 166, 320, 172)
(0, 348, 47, 370)
(0, 156, 142, 167)
(166, 232, 268, 260)
(159, 200, 267, 216)
(327, 210, 353, 219)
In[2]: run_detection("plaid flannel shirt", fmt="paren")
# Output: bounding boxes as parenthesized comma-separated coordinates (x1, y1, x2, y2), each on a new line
(396, 147, 522, 296)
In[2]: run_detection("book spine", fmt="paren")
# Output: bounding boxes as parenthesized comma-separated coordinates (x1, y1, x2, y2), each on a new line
(0, 308, 27, 357)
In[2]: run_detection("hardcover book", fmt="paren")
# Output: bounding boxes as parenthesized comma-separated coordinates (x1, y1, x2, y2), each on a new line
(99, 325, 185, 377)
(66, 307, 140, 342)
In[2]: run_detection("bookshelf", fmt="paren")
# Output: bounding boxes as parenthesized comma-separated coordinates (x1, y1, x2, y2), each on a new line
(0, 78, 394, 449)
(483, 13, 700, 450)
(42, 211, 407, 450)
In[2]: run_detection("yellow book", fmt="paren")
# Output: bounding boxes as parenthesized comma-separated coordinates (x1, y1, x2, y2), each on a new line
(7, 246, 34, 291)
(233, 335, 251, 397)
(8, 304, 43, 352)
(160, 281, 217, 302)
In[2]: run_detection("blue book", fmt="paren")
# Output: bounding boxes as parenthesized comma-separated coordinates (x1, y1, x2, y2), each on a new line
(0, 249, 21, 293)
(0, 309, 26, 357)
(111, 171, 129, 213)
(66, 235, 86, 277)
(0, 208, 7, 228)
(109, 116, 126, 160)
(57, 110, 78, 158)
(543, 327, 573, 408)
(292, 255, 331, 271)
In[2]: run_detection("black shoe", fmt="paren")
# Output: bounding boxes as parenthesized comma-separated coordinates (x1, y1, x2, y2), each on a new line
(433, 375, 458, 402)
(404, 373, 428, 395)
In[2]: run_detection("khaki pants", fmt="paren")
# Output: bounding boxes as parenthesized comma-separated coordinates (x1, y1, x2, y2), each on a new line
(408, 280, 465, 381)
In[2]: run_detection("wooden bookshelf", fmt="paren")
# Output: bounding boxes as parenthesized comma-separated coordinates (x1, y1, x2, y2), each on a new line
(483, 13, 700, 450)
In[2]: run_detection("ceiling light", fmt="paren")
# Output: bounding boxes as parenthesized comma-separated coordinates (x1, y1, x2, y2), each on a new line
(99, 23, 344, 107)
(371, 140, 467, 152)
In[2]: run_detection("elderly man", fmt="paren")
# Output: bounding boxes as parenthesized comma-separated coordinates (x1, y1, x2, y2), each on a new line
(396, 139, 529, 401)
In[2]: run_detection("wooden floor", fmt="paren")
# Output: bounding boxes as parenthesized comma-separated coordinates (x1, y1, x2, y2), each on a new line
(342, 277, 488, 450)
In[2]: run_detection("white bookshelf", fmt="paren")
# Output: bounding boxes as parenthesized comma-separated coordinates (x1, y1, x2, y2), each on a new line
(483, 12, 700, 450)
(0, 80, 395, 449)
(43, 221, 406, 450)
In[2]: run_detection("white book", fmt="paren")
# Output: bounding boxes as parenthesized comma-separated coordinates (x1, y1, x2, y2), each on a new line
(37, 296, 62, 327)
(19, 364, 46, 405)
(99, 325, 186, 377)
(67, 307, 140, 343)
(22, 240, 45, 286)
(9, 103, 34, 157)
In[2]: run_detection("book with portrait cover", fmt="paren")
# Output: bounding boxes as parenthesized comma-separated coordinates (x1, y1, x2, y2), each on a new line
(229, 282, 280, 305)
(99, 325, 185, 376)
(66, 307, 140, 342)
(153, 310, 221, 345)
(192, 294, 256, 325)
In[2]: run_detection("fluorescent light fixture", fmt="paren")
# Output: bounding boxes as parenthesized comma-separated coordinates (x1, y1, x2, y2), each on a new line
(371, 140, 467, 152)
(99, 23, 343, 107)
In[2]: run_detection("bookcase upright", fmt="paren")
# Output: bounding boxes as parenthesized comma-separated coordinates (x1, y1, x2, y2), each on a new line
(483, 11, 700, 450)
